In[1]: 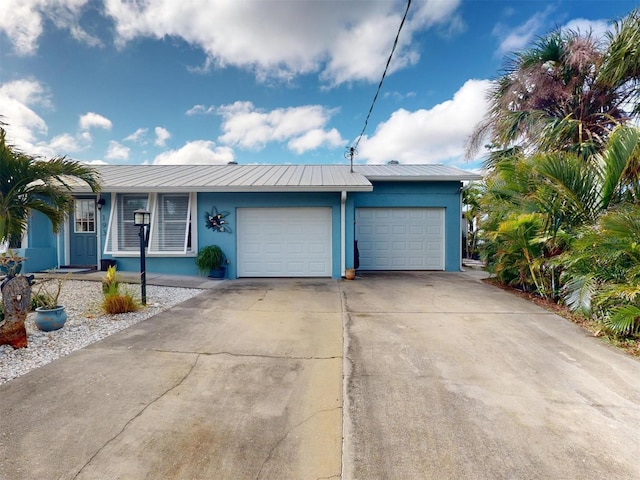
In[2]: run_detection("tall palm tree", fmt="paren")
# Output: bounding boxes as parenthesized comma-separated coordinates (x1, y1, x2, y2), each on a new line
(468, 9, 640, 159)
(0, 128, 101, 247)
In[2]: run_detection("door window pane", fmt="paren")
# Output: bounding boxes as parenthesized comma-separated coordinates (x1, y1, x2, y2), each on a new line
(74, 199, 96, 233)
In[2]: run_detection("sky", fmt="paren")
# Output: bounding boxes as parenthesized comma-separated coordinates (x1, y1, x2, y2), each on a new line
(1, 0, 639, 171)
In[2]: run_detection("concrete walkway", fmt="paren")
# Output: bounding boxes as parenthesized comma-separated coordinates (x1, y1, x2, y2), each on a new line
(1, 271, 640, 479)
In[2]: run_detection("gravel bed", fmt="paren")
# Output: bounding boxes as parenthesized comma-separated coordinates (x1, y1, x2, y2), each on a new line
(0, 280, 203, 385)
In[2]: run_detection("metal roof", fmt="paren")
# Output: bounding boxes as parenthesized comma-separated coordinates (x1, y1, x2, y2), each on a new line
(355, 164, 482, 181)
(72, 164, 373, 193)
(70, 163, 481, 193)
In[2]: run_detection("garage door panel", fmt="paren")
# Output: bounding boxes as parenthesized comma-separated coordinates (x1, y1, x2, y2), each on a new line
(238, 207, 332, 277)
(356, 207, 444, 271)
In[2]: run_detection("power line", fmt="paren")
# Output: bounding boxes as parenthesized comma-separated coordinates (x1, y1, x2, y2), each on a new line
(350, 0, 412, 156)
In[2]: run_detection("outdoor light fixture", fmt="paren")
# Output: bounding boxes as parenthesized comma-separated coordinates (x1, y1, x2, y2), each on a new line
(134, 209, 151, 227)
(96, 198, 106, 210)
(133, 209, 151, 305)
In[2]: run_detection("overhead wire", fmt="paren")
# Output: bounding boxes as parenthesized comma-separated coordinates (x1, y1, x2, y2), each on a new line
(349, 0, 412, 156)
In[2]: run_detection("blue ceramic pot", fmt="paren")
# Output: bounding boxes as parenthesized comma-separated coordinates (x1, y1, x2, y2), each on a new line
(208, 267, 226, 279)
(34, 306, 68, 331)
(0, 261, 22, 277)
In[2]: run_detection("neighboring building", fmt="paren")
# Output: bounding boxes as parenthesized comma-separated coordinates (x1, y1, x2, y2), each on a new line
(17, 164, 481, 278)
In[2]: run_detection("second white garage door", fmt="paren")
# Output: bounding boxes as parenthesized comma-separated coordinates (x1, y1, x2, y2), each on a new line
(237, 207, 332, 277)
(356, 207, 445, 270)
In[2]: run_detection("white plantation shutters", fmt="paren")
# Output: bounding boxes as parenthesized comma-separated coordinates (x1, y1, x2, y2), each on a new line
(106, 194, 148, 252)
(105, 193, 194, 254)
(149, 194, 191, 252)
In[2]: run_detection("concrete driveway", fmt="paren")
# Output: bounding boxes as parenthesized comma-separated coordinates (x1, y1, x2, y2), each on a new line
(1, 272, 640, 479)
(342, 271, 640, 479)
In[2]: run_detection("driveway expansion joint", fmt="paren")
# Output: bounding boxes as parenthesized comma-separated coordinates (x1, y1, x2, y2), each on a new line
(71, 353, 201, 480)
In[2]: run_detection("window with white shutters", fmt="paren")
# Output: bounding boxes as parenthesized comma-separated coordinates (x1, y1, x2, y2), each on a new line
(105, 193, 195, 255)
(149, 193, 192, 252)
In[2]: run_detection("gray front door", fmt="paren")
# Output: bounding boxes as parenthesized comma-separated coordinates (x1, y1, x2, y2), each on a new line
(70, 197, 97, 267)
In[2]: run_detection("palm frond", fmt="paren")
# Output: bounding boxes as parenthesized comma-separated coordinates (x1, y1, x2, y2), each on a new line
(604, 305, 640, 335)
(563, 273, 598, 315)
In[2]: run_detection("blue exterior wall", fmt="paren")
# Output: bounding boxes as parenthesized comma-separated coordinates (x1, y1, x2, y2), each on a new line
(197, 192, 343, 278)
(19, 210, 58, 273)
(99, 191, 342, 278)
(346, 181, 463, 272)
(23, 181, 464, 276)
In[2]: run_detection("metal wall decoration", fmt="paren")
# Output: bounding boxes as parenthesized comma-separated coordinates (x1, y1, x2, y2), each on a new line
(204, 206, 232, 233)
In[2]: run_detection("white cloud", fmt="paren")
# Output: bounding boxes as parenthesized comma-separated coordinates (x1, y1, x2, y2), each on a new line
(217, 101, 345, 153)
(358, 79, 491, 165)
(49, 133, 81, 153)
(154, 126, 171, 147)
(1, 1, 465, 85)
(153, 140, 234, 165)
(561, 18, 611, 41)
(103, 0, 463, 86)
(186, 104, 216, 116)
(83, 159, 109, 165)
(105, 140, 129, 160)
(124, 127, 148, 143)
(493, 6, 554, 56)
(79, 112, 112, 131)
(0, 79, 51, 150)
(0, 0, 96, 55)
(288, 128, 344, 154)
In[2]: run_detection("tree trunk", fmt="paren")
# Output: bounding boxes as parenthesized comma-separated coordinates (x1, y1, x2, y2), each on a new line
(0, 276, 32, 349)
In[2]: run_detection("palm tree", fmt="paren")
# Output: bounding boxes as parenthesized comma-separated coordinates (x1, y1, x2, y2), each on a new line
(561, 205, 640, 335)
(468, 9, 640, 159)
(0, 127, 101, 247)
(480, 125, 640, 296)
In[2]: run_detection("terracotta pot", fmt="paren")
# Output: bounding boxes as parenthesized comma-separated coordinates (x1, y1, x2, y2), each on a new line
(345, 268, 356, 280)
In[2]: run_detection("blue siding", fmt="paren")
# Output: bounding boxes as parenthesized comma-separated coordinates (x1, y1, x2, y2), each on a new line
(198, 192, 342, 279)
(346, 181, 463, 272)
(24, 181, 464, 277)
(19, 210, 58, 273)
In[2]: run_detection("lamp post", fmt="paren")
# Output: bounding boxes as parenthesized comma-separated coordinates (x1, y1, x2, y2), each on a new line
(133, 209, 150, 305)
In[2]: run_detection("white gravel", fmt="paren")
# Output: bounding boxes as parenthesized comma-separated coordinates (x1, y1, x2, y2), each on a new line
(0, 280, 203, 385)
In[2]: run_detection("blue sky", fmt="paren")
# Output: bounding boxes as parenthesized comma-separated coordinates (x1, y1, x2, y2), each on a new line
(1, 0, 638, 170)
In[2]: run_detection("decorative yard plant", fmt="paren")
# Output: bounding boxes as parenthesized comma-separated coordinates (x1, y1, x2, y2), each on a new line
(196, 245, 226, 278)
(101, 265, 138, 314)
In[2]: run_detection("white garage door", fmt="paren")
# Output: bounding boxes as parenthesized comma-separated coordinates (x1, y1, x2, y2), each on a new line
(356, 207, 445, 270)
(238, 207, 332, 277)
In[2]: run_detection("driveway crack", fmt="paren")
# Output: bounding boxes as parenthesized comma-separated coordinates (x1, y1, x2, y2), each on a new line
(71, 353, 201, 479)
(144, 347, 341, 361)
(254, 406, 342, 480)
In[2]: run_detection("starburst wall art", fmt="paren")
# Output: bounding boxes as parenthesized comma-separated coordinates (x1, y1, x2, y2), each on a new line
(204, 206, 232, 233)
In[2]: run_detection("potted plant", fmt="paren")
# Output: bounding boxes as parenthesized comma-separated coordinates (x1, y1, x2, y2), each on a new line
(32, 276, 68, 331)
(196, 245, 226, 279)
(0, 250, 25, 277)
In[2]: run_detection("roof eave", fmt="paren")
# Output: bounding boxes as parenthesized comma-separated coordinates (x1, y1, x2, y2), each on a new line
(365, 175, 483, 182)
(71, 185, 374, 193)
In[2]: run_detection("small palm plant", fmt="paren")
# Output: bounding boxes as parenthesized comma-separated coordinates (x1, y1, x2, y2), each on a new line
(561, 205, 640, 336)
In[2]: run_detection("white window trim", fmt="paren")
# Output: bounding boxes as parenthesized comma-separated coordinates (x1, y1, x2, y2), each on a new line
(104, 192, 197, 256)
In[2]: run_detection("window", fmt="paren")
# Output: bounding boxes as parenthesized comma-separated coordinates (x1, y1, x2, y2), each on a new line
(105, 193, 195, 254)
(74, 199, 96, 233)
(149, 194, 192, 252)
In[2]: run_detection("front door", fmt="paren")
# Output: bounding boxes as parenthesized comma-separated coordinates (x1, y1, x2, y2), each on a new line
(69, 197, 97, 267)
